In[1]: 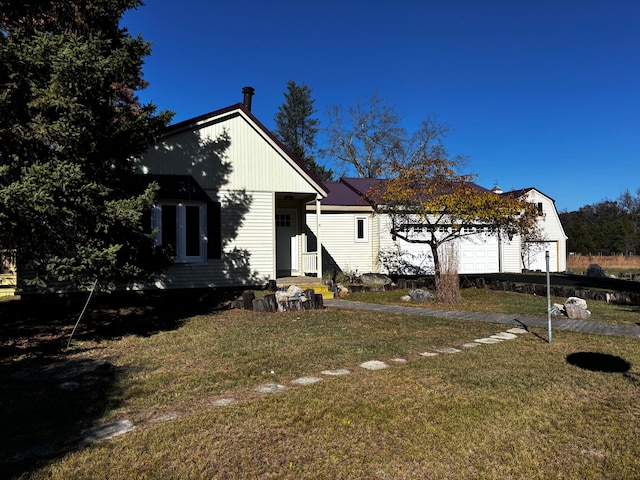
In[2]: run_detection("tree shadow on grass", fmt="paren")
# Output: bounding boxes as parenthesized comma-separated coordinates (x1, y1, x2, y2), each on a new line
(0, 289, 242, 478)
(566, 352, 631, 373)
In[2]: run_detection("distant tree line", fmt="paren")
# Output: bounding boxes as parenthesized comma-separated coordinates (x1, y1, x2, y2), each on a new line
(560, 189, 640, 255)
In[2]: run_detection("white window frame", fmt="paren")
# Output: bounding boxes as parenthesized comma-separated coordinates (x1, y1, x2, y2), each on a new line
(355, 216, 369, 243)
(153, 202, 207, 263)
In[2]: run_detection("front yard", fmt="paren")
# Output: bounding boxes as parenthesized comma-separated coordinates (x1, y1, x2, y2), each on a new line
(1, 291, 639, 479)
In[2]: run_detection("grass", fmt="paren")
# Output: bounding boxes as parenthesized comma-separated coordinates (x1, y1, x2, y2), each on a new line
(348, 287, 640, 326)
(2, 292, 640, 479)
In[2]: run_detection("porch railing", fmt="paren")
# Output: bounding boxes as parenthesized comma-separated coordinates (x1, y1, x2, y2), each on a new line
(302, 252, 318, 275)
(0, 249, 17, 288)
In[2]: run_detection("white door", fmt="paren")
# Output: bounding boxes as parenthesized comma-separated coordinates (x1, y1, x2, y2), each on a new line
(524, 241, 558, 272)
(276, 209, 298, 274)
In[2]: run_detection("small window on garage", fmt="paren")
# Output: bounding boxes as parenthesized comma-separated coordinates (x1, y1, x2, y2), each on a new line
(355, 216, 368, 243)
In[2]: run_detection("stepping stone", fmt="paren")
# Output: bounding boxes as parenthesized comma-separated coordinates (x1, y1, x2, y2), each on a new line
(391, 358, 407, 363)
(291, 376, 322, 385)
(507, 328, 529, 334)
(211, 398, 237, 406)
(419, 352, 439, 357)
(255, 383, 286, 394)
(434, 347, 461, 354)
(359, 360, 389, 371)
(81, 420, 134, 442)
(461, 343, 481, 348)
(491, 332, 518, 340)
(474, 338, 503, 344)
(150, 413, 179, 423)
(321, 369, 351, 376)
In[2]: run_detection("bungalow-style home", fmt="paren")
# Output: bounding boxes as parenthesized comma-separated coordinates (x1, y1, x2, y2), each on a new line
(305, 178, 567, 277)
(133, 87, 328, 289)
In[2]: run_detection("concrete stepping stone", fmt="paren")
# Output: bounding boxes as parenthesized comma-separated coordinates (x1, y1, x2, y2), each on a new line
(419, 352, 439, 357)
(150, 413, 180, 423)
(291, 376, 322, 385)
(321, 369, 351, 376)
(211, 398, 237, 406)
(359, 360, 389, 371)
(390, 358, 407, 363)
(461, 342, 481, 348)
(81, 420, 134, 442)
(255, 383, 286, 394)
(507, 327, 529, 334)
(434, 347, 461, 354)
(491, 332, 518, 340)
(474, 337, 503, 344)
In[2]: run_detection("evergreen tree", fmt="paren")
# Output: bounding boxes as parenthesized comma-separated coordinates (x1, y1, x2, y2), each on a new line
(274, 81, 333, 181)
(0, 1, 173, 289)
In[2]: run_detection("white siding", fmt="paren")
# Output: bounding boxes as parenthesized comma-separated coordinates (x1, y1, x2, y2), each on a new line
(524, 190, 568, 272)
(501, 237, 523, 273)
(138, 190, 275, 289)
(136, 111, 322, 196)
(306, 210, 378, 274)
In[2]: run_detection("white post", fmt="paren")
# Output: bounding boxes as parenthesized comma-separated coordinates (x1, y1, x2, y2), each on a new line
(546, 250, 552, 344)
(316, 195, 322, 280)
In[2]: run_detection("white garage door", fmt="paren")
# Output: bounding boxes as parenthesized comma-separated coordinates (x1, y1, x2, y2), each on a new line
(524, 241, 558, 272)
(457, 234, 499, 274)
(396, 232, 499, 275)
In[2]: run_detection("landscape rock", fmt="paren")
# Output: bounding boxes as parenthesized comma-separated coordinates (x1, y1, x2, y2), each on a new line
(565, 303, 591, 320)
(585, 264, 606, 278)
(400, 295, 412, 302)
(408, 288, 435, 303)
(565, 296, 588, 310)
(360, 273, 392, 287)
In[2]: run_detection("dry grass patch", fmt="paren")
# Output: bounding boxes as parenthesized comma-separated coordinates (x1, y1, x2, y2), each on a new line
(17, 319, 640, 479)
(567, 254, 640, 274)
(0, 300, 640, 480)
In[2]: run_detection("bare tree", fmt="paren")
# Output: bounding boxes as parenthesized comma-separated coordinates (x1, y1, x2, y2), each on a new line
(323, 91, 405, 178)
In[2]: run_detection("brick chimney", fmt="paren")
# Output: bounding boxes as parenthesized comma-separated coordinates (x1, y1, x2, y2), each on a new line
(242, 86, 255, 111)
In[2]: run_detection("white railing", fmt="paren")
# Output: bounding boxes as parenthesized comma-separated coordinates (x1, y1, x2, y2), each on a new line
(302, 252, 318, 275)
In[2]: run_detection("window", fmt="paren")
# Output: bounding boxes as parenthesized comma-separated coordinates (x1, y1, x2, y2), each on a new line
(537, 202, 544, 216)
(153, 202, 207, 262)
(355, 216, 368, 242)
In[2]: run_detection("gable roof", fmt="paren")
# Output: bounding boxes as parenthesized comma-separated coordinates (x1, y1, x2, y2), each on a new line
(159, 103, 328, 197)
(502, 187, 557, 204)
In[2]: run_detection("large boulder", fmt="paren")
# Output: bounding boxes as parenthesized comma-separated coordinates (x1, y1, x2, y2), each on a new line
(408, 288, 435, 303)
(565, 303, 591, 320)
(564, 297, 591, 320)
(565, 296, 588, 309)
(585, 264, 606, 278)
(360, 273, 392, 287)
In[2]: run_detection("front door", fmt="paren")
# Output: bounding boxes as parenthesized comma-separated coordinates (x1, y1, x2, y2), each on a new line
(276, 209, 298, 275)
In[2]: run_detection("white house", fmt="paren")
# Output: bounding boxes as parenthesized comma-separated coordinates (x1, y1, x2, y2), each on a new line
(306, 178, 567, 276)
(134, 88, 328, 289)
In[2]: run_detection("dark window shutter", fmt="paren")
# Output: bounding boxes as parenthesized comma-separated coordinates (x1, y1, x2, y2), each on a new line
(208, 201, 222, 259)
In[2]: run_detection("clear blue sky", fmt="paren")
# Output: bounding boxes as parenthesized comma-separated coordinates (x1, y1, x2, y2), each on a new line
(123, 0, 639, 213)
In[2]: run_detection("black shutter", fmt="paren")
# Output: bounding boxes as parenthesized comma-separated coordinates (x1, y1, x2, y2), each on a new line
(207, 201, 222, 259)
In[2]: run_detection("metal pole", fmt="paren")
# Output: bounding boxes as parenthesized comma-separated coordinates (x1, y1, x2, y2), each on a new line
(546, 250, 552, 344)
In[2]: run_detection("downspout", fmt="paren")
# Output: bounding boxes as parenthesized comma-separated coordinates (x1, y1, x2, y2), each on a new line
(316, 195, 322, 280)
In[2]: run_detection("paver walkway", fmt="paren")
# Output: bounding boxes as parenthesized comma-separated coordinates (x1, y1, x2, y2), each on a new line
(324, 298, 640, 338)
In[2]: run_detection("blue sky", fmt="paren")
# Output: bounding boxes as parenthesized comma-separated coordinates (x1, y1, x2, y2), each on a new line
(123, 0, 639, 212)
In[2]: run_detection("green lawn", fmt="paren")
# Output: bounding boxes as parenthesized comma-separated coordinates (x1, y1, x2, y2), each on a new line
(2, 291, 640, 479)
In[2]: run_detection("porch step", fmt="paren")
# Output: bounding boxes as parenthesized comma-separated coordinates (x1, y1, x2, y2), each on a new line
(304, 284, 335, 300)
